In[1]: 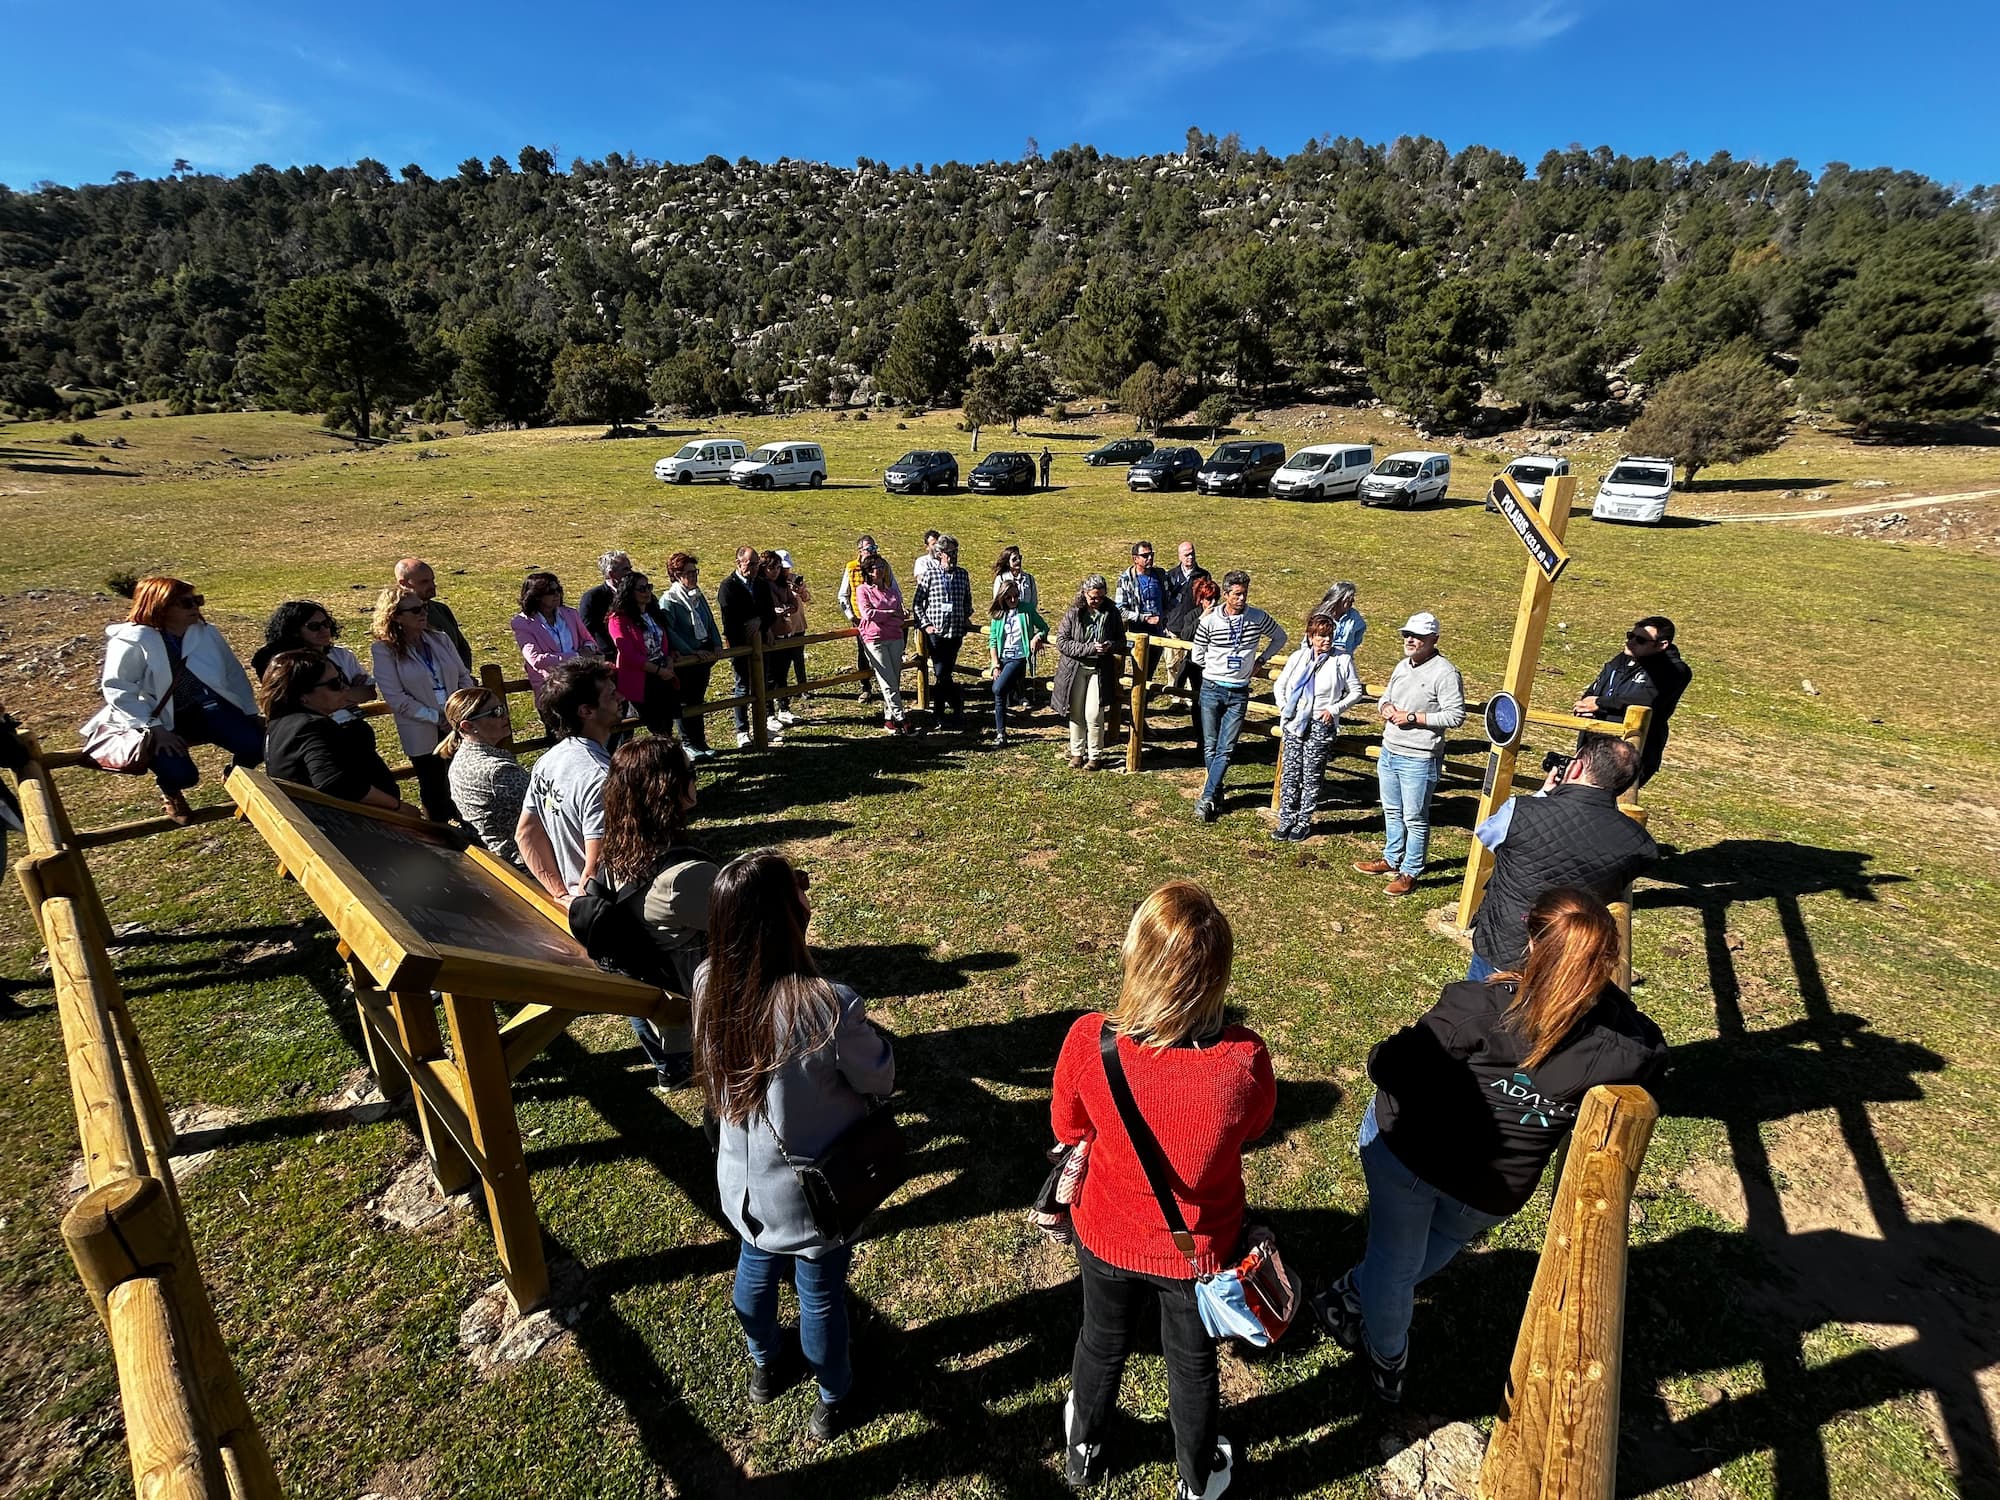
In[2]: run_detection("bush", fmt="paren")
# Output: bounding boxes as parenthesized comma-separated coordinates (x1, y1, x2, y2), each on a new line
(105, 571, 139, 598)
(61, 430, 93, 447)
(72, 400, 97, 420)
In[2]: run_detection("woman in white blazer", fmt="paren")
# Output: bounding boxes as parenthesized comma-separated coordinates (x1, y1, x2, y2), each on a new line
(369, 586, 474, 822)
(88, 576, 263, 823)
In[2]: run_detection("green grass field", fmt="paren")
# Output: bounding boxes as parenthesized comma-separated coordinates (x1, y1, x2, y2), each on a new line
(2, 407, 1996, 1499)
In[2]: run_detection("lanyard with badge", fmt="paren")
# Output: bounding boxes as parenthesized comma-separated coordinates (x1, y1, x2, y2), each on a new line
(417, 639, 448, 709)
(1223, 611, 1253, 675)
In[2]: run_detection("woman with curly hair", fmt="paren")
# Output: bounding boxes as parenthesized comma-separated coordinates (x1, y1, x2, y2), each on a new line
(251, 600, 372, 706)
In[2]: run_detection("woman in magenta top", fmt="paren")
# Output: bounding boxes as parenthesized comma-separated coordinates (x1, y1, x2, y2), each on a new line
(606, 571, 681, 744)
(1050, 880, 1273, 1499)
(853, 554, 910, 734)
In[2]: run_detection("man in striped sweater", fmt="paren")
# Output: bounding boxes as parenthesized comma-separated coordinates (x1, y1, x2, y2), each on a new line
(1187, 570, 1287, 823)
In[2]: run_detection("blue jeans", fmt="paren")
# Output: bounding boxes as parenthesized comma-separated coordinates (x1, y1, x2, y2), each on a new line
(153, 699, 266, 794)
(1197, 680, 1251, 807)
(1466, 953, 1499, 983)
(1377, 750, 1441, 876)
(1353, 1128, 1505, 1363)
(733, 1240, 853, 1403)
(992, 656, 1027, 735)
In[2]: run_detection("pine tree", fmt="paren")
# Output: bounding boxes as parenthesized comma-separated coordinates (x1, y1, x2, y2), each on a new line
(877, 292, 970, 406)
(453, 320, 550, 428)
(261, 275, 416, 440)
(1367, 281, 1485, 430)
(1624, 345, 1789, 488)
(1494, 294, 1605, 426)
(1195, 392, 1234, 437)
(551, 343, 648, 431)
(1164, 268, 1230, 391)
(1118, 362, 1189, 432)
(1058, 279, 1160, 395)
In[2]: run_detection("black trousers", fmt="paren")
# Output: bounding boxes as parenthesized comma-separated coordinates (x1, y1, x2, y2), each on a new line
(411, 752, 459, 824)
(634, 681, 682, 740)
(929, 633, 966, 717)
(677, 662, 712, 749)
(1070, 1241, 1219, 1496)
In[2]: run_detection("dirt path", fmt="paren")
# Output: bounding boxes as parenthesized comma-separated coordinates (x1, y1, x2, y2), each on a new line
(1701, 487, 2000, 523)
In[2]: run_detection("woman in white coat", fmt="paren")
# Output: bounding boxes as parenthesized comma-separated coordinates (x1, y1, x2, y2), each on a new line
(1270, 611, 1364, 841)
(369, 586, 474, 822)
(88, 576, 263, 823)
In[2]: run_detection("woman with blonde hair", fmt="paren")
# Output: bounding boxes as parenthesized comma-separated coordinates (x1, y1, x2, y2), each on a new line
(1315, 887, 1666, 1405)
(370, 586, 474, 822)
(1049, 880, 1273, 1498)
(437, 686, 529, 866)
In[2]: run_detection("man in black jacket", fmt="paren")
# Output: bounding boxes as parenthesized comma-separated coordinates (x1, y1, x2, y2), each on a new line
(1467, 736, 1658, 980)
(579, 550, 633, 658)
(1575, 615, 1691, 786)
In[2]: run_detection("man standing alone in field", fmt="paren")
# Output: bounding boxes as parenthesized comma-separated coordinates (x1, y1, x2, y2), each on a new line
(395, 558, 472, 668)
(1039, 447, 1053, 489)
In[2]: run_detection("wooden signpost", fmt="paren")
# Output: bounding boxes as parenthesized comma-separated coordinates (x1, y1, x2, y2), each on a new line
(226, 769, 676, 1310)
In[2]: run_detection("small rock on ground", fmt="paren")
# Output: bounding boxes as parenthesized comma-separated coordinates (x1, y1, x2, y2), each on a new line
(372, 1155, 472, 1234)
(458, 1259, 590, 1379)
(1379, 1420, 1486, 1498)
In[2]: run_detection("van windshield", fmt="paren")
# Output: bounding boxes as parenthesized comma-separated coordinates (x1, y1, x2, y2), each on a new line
(748, 446, 782, 463)
(1609, 464, 1670, 487)
(1212, 444, 1256, 463)
(673, 443, 703, 459)
(1507, 463, 1556, 486)
(1374, 459, 1420, 478)
(1280, 453, 1326, 471)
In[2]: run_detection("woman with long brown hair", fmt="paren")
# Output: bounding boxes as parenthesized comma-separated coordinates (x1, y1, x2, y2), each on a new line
(695, 850, 894, 1441)
(1316, 887, 1666, 1405)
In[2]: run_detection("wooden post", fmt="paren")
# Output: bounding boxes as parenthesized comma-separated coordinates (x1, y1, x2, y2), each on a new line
(440, 992, 549, 1311)
(47, 898, 150, 1188)
(749, 636, 770, 750)
(1483, 1084, 1657, 1500)
(1126, 634, 1148, 774)
(386, 987, 475, 1196)
(1616, 705, 1651, 814)
(911, 626, 931, 713)
(1457, 474, 1576, 932)
(345, 954, 410, 1102)
(480, 662, 516, 751)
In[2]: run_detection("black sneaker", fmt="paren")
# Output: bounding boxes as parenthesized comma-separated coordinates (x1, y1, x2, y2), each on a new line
(1309, 1272, 1363, 1351)
(1367, 1344, 1408, 1405)
(748, 1339, 801, 1406)
(809, 1394, 853, 1442)
(1062, 1392, 1103, 1488)
(1196, 800, 1217, 824)
(653, 1054, 695, 1091)
(1174, 1434, 1234, 1499)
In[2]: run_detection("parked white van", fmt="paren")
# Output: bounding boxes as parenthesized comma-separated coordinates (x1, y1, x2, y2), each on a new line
(654, 438, 748, 484)
(1491, 454, 1571, 505)
(729, 442, 828, 490)
(1270, 443, 1374, 501)
(1359, 451, 1452, 508)
(1592, 456, 1676, 524)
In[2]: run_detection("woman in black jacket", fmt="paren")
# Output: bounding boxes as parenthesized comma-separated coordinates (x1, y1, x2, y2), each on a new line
(1316, 887, 1666, 1403)
(259, 650, 405, 812)
(1050, 575, 1127, 771)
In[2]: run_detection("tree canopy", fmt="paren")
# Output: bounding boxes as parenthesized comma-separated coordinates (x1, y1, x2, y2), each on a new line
(1623, 345, 1790, 488)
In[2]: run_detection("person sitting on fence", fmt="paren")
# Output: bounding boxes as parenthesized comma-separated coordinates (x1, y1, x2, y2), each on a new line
(569, 736, 717, 1090)
(717, 545, 781, 749)
(511, 570, 596, 733)
(1164, 573, 1219, 752)
(607, 572, 683, 747)
(1270, 613, 1364, 842)
(695, 849, 895, 1442)
(394, 558, 473, 669)
(1575, 615, 1691, 787)
(1052, 575, 1126, 772)
(370, 587, 475, 825)
(661, 553, 720, 760)
(761, 549, 811, 727)
(1188, 571, 1288, 825)
(1116, 542, 1171, 688)
(579, 550, 633, 658)
(438, 686, 530, 868)
(986, 581, 1050, 748)
(86, 576, 265, 826)
(1468, 736, 1657, 982)
(854, 555, 911, 736)
(1050, 880, 1272, 1497)
(1313, 887, 1666, 1405)
(1313, 581, 1366, 658)
(251, 601, 372, 708)
(838, 536, 893, 707)
(912, 534, 974, 728)
(516, 659, 621, 905)
(260, 649, 404, 811)
(1353, 611, 1465, 898)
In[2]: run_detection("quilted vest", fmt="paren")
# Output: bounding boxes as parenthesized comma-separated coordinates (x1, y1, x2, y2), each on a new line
(1473, 785, 1657, 969)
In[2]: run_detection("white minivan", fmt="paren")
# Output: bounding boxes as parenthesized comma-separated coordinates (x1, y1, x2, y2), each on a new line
(1359, 451, 1452, 508)
(654, 438, 748, 485)
(1269, 443, 1374, 501)
(1486, 454, 1571, 510)
(729, 442, 828, 490)
(1592, 456, 1676, 524)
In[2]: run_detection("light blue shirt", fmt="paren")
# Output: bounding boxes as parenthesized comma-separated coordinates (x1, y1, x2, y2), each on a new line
(1332, 609, 1366, 656)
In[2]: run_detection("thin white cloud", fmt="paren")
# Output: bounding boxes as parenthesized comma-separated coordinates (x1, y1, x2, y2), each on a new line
(128, 72, 305, 172)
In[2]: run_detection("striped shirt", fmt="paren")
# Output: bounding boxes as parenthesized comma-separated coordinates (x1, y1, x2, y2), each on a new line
(1188, 606, 1287, 685)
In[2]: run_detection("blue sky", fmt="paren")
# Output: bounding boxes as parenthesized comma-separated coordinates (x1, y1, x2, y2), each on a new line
(3, 0, 1994, 190)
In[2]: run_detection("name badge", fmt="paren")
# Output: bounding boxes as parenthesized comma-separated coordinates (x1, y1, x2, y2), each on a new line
(1225, 654, 1244, 673)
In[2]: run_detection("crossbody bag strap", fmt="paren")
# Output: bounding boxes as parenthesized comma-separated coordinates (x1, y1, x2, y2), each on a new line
(1098, 1021, 1203, 1268)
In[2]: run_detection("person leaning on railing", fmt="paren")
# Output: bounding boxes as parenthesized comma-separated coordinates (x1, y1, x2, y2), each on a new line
(1311, 887, 1667, 1406)
(1163, 572, 1220, 749)
(660, 553, 721, 760)
(607, 571, 683, 747)
(986, 580, 1049, 748)
(370, 586, 475, 824)
(761, 549, 812, 727)
(259, 649, 404, 812)
(511, 570, 596, 734)
(251, 600, 373, 707)
(853, 555, 911, 735)
(437, 687, 530, 867)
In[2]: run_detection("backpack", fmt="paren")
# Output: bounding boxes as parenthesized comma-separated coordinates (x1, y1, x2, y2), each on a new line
(567, 845, 715, 996)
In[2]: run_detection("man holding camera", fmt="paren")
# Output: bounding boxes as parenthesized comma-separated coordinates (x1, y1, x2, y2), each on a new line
(1575, 615, 1691, 787)
(1467, 736, 1659, 981)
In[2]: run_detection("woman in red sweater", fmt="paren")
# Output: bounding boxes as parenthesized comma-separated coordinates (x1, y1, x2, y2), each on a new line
(1050, 881, 1275, 1500)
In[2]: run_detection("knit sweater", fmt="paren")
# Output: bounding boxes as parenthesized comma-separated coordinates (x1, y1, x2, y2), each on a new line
(1051, 1012, 1275, 1278)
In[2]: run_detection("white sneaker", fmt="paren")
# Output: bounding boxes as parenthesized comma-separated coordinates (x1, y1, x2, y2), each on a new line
(1175, 1435, 1233, 1500)
(777, 708, 802, 725)
(735, 731, 753, 749)
(1063, 1393, 1103, 1488)
(766, 716, 786, 734)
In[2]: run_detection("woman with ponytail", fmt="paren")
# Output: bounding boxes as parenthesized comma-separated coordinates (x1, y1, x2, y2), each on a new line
(1315, 887, 1666, 1404)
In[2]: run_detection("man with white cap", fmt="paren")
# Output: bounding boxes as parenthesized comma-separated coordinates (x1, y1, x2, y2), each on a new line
(1354, 611, 1464, 897)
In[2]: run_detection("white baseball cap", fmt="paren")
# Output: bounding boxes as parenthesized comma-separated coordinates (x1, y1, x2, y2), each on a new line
(1399, 611, 1441, 637)
(775, 549, 794, 570)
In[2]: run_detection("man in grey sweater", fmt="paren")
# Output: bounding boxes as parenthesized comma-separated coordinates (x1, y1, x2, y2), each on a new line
(1354, 611, 1465, 895)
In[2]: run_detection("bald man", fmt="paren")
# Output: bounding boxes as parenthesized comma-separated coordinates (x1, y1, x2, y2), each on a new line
(395, 558, 472, 668)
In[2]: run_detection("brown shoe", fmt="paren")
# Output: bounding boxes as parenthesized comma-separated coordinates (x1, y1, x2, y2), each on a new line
(1068, 754, 1088, 769)
(1353, 858, 1394, 876)
(160, 790, 194, 826)
(1384, 873, 1417, 898)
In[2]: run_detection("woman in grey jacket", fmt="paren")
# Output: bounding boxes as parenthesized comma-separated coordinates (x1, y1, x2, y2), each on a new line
(695, 850, 895, 1440)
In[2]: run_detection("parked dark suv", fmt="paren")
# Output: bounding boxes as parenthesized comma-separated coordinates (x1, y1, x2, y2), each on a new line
(1196, 441, 1286, 496)
(969, 451, 1037, 494)
(1127, 446, 1203, 493)
(884, 450, 958, 494)
(1083, 436, 1155, 466)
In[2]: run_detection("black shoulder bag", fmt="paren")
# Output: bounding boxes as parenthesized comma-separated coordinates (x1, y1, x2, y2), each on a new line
(763, 992, 907, 1244)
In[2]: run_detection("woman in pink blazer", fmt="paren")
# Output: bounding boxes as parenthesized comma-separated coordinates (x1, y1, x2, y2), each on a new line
(511, 571, 595, 729)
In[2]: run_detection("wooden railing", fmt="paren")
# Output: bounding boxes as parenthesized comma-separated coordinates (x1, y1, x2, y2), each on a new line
(12, 739, 280, 1499)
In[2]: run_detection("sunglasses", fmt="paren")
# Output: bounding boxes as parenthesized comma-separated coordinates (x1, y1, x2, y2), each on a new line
(304, 617, 334, 631)
(1626, 630, 1655, 644)
(1136, 551, 1153, 558)
(461, 703, 508, 724)
(315, 674, 347, 692)
(170, 593, 205, 608)
(395, 601, 428, 615)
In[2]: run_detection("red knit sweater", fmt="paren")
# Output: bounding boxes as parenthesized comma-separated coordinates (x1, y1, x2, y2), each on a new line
(1051, 1012, 1276, 1278)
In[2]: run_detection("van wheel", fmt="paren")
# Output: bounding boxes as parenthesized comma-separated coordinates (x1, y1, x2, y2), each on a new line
(1434, 489, 1446, 505)
(810, 471, 824, 489)
(676, 470, 693, 485)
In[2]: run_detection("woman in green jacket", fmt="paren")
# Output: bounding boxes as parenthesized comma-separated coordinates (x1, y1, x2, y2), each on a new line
(986, 580, 1049, 747)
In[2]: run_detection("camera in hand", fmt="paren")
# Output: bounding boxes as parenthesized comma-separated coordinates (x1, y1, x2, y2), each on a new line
(1541, 750, 1573, 779)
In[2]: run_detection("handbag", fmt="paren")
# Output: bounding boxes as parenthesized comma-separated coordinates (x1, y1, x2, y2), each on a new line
(1097, 1022, 1301, 1347)
(765, 1100, 908, 1246)
(80, 659, 190, 773)
(1030, 1137, 1091, 1245)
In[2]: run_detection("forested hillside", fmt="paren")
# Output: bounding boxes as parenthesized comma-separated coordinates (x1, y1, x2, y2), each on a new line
(2, 134, 1994, 433)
